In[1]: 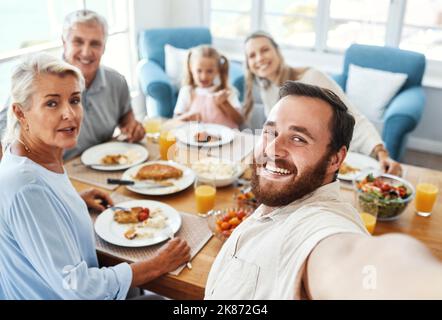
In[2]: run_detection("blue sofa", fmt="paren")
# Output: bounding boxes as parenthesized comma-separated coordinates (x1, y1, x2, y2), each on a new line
(332, 44, 426, 161)
(138, 27, 244, 118)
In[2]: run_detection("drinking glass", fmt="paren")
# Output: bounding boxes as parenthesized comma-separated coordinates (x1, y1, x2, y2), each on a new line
(159, 129, 176, 161)
(143, 116, 162, 139)
(194, 177, 217, 217)
(356, 194, 379, 235)
(415, 176, 439, 217)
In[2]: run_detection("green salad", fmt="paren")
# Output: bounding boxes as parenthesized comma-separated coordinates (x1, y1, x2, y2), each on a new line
(357, 174, 412, 219)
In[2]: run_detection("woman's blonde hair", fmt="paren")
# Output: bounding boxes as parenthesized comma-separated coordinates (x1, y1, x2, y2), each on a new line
(183, 45, 230, 92)
(2, 53, 84, 149)
(243, 31, 304, 119)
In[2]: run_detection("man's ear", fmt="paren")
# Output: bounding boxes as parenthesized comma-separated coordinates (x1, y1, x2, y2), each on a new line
(328, 146, 347, 174)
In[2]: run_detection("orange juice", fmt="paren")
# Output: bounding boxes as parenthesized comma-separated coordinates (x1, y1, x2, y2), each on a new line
(144, 118, 162, 135)
(360, 212, 377, 234)
(415, 183, 439, 213)
(159, 130, 176, 160)
(195, 185, 216, 215)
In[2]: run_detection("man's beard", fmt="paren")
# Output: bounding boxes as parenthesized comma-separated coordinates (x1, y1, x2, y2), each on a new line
(251, 151, 331, 207)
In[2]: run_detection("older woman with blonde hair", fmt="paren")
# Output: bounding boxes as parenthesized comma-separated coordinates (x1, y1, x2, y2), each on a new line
(243, 31, 401, 175)
(0, 53, 190, 299)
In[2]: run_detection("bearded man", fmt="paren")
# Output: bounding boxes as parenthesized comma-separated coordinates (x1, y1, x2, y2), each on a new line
(205, 81, 442, 300)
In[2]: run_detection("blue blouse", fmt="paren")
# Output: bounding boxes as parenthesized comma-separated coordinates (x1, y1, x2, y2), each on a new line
(0, 148, 132, 299)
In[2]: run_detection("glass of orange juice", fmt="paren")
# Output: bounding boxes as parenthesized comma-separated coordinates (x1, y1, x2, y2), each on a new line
(194, 177, 217, 217)
(159, 129, 176, 160)
(356, 195, 378, 235)
(415, 177, 439, 217)
(143, 116, 162, 139)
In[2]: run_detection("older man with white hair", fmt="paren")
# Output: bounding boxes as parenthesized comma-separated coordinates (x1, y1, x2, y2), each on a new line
(0, 9, 145, 159)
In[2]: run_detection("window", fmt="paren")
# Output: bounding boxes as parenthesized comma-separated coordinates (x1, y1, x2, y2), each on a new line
(0, 0, 133, 106)
(400, 0, 442, 61)
(210, 0, 252, 39)
(327, 0, 390, 50)
(263, 0, 318, 48)
(208, 0, 442, 64)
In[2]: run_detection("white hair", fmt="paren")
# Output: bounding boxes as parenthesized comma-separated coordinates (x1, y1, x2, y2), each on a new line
(2, 53, 85, 149)
(62, 10, 108, 42)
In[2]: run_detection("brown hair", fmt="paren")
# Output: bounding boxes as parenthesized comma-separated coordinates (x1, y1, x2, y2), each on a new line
(243, 31, 306, 119)
(183, 45, 229, 92)
(279, 81, 355, 153)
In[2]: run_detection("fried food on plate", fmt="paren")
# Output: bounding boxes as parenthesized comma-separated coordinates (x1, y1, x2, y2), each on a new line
(114, 207, 149, 224)
(194, 131, 221, 143)
(339, 162, 360, 175)
(135, 163, 183, 181)
(101, 154, 128, 165)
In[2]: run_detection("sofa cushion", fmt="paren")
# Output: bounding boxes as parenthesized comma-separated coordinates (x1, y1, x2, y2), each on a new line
(165, 44, 189, 88)
(346, 64, 408, 123)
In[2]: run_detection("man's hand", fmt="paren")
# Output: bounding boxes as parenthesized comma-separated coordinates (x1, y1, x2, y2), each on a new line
(120, 119, 145, 143)
(80, 188, 114, 212)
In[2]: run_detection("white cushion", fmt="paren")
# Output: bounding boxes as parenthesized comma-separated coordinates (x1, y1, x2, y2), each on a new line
(346, 64, 408, 122)
(164, 44, 189, 88)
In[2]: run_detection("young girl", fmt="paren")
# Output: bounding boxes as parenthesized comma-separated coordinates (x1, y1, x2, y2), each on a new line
(173, 45, 243, 129)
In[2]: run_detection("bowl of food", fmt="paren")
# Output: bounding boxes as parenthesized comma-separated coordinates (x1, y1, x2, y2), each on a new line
(355, 172, 415, 221)
(207, 207, 253, 241)
(191, 157, 245, 187)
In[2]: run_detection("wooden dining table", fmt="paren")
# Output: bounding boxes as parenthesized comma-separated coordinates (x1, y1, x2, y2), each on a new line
(70, 138, 442, 300)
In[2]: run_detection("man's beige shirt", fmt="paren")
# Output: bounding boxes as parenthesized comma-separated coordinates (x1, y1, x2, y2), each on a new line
(205, 181, 369, 300)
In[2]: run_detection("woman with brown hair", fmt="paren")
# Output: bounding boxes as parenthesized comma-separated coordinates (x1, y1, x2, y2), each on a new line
(243, 31, 401, 175)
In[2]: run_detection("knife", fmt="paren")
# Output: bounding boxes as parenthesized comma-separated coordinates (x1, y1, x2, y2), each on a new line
(107, 178, 173, 189)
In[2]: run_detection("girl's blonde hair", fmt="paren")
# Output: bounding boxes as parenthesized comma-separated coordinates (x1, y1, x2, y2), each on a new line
(243, 31, 305, 119)
(183, 45, 229, 92)
(2, 53, 84, 149)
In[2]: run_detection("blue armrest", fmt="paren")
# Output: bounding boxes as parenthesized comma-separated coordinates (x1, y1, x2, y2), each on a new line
(138, 60, 173, 98)
(383, 86, 426, 124)
(330, 73, 346, 90)
(137, 60, 175, 117)
(382, 86, 426, 160)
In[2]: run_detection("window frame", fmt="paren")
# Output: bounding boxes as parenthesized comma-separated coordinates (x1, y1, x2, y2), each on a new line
(207, 0, 442, 87)
(0, 0, 135, 87)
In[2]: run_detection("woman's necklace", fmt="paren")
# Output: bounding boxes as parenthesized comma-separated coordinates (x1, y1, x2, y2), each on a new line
(16, 138, 31, 153)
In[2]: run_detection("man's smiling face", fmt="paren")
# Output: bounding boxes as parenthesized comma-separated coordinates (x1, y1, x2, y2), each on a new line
(252, 95, 338, 207)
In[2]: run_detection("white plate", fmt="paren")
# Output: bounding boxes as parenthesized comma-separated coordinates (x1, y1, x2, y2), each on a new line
(81, 142, 149, 171)
(121, 160, 196, 195)
(174, 122, 235, 148)
(338, 152, 380, 181)
(192, 157, 246, 187)
(94, 200, 181, 247)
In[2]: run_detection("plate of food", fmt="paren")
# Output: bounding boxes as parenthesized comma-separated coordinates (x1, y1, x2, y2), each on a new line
(121, 160, 196, 195)
(338, 152, 380, 181)
(81, 142, 149, 171)
(174, 122, 235, 148)
(191, 157, 246, 187)
(94, 200, 182, 247)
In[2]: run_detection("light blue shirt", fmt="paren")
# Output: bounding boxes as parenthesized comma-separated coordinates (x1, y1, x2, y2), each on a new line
(0, 148, 132, 299)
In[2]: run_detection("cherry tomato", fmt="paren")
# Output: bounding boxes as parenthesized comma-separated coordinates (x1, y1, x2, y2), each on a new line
(220, 222, 231, 231)
(229, 217, 241, 226)
(137, 208, 150, 222)
(236, 210, 246, 220)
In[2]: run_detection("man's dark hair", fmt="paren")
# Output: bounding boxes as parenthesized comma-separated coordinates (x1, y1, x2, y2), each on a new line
(279, 81, 355, 153)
